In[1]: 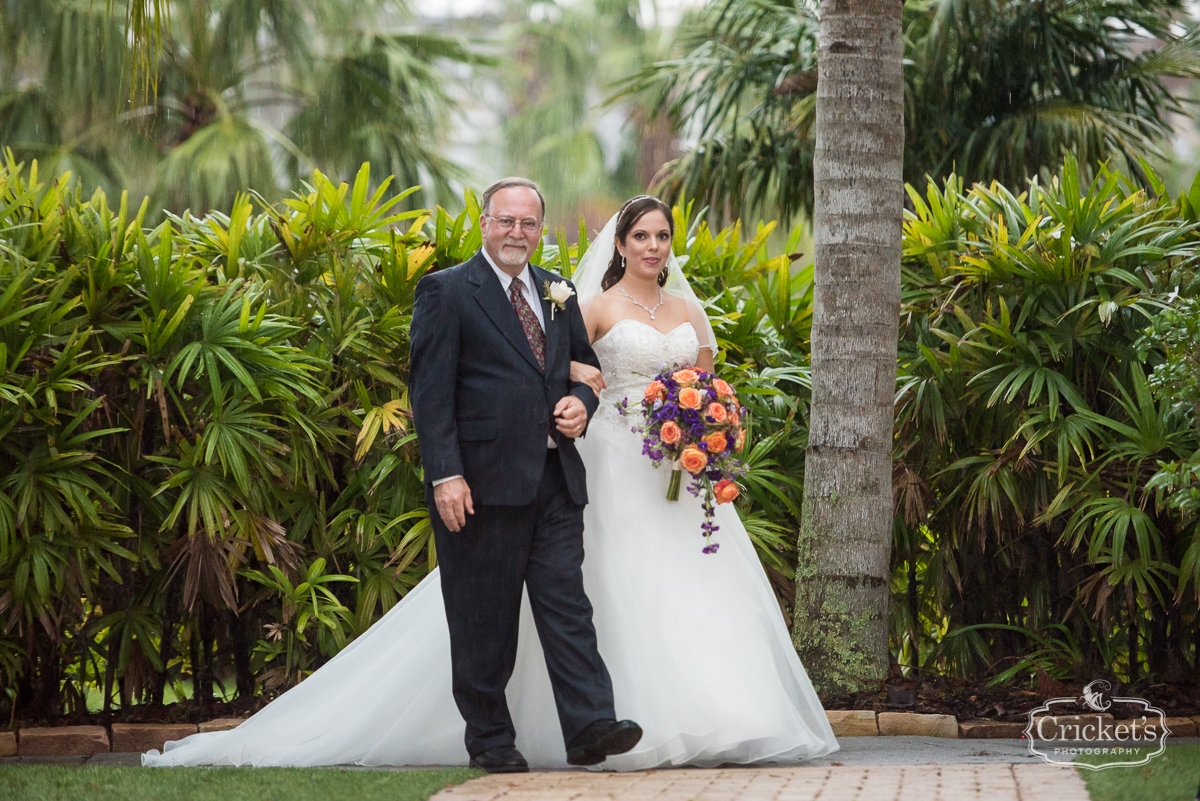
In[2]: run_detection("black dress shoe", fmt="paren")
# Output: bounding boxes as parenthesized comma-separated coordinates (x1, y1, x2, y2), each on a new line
(468, 745, 529, 773)
(566, 719, 643, 766)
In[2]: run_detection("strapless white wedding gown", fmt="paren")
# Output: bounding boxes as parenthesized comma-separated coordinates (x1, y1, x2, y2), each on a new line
(144, 320, 838, 769)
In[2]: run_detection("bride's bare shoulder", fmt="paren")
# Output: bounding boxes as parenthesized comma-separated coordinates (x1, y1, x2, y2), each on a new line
(587, 291, 624, 321)
(580, 291, 617, 342)
(593, 288, 625, 305)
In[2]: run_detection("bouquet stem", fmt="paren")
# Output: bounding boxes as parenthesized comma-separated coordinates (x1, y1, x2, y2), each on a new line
(666, 465, 682, 501)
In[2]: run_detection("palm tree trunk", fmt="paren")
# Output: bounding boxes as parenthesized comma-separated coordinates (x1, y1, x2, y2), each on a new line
(793, 0, 903, 695)
(104, 637, 118, 712)
(230, 609, 254, 699)
(1127, 596, 1139, 683)
(906, 559, 919, 670)
(154, 615, 171, 706)
(196, 605, 215, 708)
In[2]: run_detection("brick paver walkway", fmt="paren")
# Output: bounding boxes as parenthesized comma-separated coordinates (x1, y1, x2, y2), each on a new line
(432, 764, 1091, 801)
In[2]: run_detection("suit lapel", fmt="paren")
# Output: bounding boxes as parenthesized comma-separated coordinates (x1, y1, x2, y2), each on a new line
(531, 266, 559, 375)
(469, 253, 544, 374)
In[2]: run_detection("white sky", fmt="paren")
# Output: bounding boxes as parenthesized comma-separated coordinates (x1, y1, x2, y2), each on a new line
(413, 0, 700, 28)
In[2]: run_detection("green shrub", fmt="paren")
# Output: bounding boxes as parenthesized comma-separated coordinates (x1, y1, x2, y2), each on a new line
(6, 149, 1199, 720)
(896, 156, 1200, 685)
(0, 156, 808, 719)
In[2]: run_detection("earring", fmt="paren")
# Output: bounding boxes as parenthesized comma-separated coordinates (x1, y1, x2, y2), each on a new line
(621, 256, 626, 271)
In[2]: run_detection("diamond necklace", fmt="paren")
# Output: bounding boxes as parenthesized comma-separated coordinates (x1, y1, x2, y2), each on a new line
(615, 282, 665, 320)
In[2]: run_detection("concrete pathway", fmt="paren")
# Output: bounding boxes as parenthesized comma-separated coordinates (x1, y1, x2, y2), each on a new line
(6, 734, 1194, 769)
(431, 764, 1091, 801)
(424, 737, 1198, 801)
(770, 735, 1045, 766)
(8, 736, 1198, 801)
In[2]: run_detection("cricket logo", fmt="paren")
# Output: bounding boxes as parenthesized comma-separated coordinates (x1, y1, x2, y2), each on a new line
(1025, 679, 1170, 770)
(1079, 679, 1112, 712)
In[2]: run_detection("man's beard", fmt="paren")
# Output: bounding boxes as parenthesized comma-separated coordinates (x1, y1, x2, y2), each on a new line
(497, 240, 530, 267)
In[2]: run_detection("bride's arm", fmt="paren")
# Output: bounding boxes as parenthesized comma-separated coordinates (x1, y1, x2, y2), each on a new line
(580, 296, 604, 344)
(684, 297, 716, 373)
(571, 298, 607, 396)
(570, 361, 606, 396)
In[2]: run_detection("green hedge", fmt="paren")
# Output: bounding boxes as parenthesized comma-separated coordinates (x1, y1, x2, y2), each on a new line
(895, 157, 1200, 685)
(3, 152, 1199, 723)
(0, 157, 808, 720)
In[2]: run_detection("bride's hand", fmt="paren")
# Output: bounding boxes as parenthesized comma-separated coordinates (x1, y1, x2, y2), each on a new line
(570, 361, 607, 397)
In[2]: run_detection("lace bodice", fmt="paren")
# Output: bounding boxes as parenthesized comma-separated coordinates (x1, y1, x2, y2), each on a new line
(591, 319, 700, 429)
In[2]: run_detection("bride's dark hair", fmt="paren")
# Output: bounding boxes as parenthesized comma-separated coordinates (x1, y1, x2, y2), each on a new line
(600, 195, 675, 292)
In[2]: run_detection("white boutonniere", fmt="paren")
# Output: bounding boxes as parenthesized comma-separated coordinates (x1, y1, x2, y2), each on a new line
(543, 280, 575, 319)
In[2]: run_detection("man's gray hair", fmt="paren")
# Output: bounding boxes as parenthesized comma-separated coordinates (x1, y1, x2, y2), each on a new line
(481, 177, 546, 219)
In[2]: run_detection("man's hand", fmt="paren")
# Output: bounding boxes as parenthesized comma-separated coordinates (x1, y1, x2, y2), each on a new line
(554, 395, 588, 438)
(433, 477, 474, 532)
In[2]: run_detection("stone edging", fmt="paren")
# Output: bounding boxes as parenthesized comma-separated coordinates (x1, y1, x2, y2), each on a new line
(0, 718, 245, 757)
(826, 710, 1200, 739)
(2, 712, 1198, 756)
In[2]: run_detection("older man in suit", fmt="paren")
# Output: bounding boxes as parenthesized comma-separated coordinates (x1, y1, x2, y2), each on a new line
(409, 178, 641, 773)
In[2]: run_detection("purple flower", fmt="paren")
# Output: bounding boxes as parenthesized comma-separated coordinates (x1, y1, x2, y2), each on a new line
(638, 368, 736, 554)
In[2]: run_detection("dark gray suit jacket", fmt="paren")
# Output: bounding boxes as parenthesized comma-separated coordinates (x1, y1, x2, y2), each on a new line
(409, 251, 602, 506)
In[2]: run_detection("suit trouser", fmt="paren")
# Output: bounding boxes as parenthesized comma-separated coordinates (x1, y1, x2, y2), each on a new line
(430, 449, 616, 757)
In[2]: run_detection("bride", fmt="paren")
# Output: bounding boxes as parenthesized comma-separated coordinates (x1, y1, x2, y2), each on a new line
(143, 195, 838, 770)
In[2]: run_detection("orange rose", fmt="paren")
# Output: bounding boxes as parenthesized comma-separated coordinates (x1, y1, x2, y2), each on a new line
(672, 368, 699, 386)
(679, 387, 703, 409)
(735, 428, 746, 451)
(705, 431, 728, 453)
(660, 421, 683, 444)
(713, 378, 733, 399)
(730, 411, 740, 427)
(707, 402, 728, 423)
(680, 446, 707, 474)
(643, 380, 666, 402)
(714, 479, 740, 504)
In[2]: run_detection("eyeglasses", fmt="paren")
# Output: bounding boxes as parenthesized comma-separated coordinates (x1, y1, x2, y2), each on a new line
(484, 215, 543, 234)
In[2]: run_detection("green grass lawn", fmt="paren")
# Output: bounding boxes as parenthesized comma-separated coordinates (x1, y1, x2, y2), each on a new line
(0, 765, 484, 801)
(1077, 744, 1200, 801)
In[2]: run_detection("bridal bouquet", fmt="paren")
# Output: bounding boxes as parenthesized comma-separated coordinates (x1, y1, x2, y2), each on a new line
(619, 366, 747, 553)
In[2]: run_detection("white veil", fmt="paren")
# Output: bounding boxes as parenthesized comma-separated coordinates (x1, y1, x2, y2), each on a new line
(571, 211, 717, 351)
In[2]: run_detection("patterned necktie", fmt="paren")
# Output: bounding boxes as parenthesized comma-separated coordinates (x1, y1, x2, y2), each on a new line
(509, 278, 545, 371)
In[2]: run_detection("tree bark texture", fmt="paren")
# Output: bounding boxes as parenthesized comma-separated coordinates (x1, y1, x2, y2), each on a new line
(793, 0, 903, 695)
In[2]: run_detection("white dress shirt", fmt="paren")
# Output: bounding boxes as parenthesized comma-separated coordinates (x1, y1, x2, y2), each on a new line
(433, 250, 555, 487)
(481, 247, 545, 332)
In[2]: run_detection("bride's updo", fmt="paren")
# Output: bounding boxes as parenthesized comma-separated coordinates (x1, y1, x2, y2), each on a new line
(600, 195, 675, 291)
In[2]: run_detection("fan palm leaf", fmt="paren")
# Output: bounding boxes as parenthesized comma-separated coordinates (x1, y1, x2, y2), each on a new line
(620, 0, 1200, 220)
